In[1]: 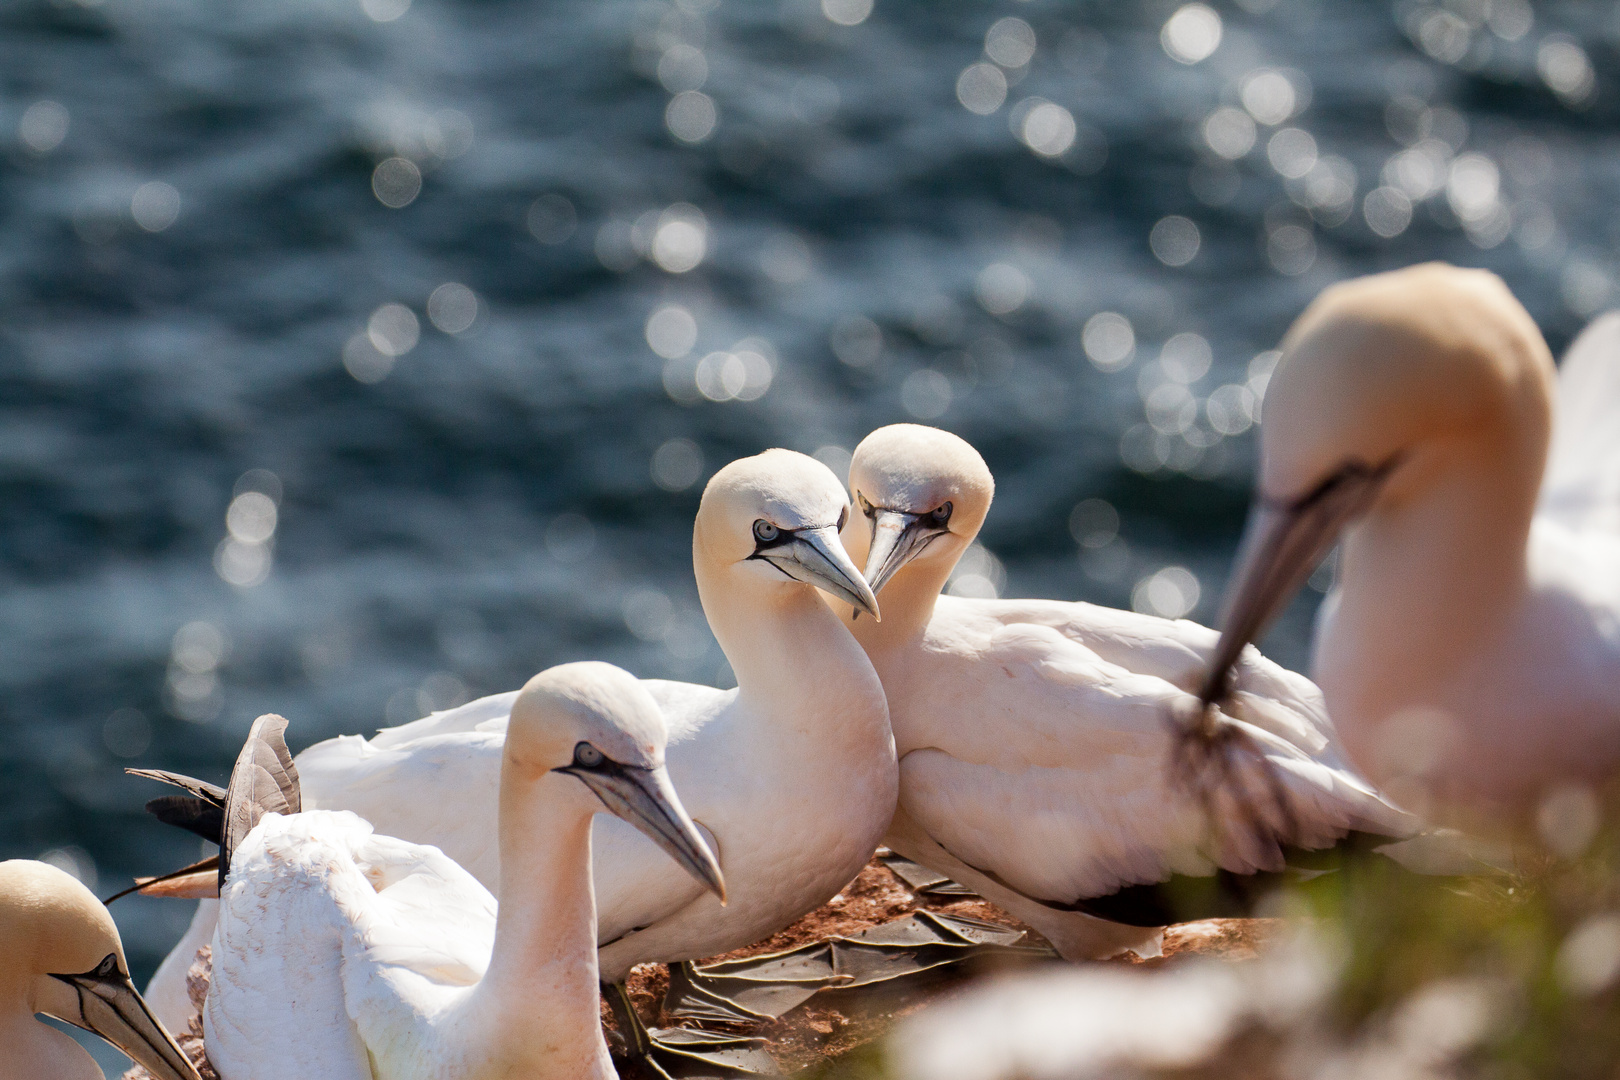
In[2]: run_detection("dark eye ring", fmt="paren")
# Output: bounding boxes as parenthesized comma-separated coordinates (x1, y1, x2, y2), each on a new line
(929, 502, 953, 526)
(573, 741, 604, 768)
(753, 520, 780, 543)
(837, 506, 847, 531)
(858, 493, 876, 519)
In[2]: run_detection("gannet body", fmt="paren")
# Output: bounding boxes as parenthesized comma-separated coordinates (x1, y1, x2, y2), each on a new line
(203, 662, 724, 1080)
(1200, 264, 1620, 827)
(0, 860, 199, 1080)
(831, 424, 1412, 960)
(154, 451, 894, 1049)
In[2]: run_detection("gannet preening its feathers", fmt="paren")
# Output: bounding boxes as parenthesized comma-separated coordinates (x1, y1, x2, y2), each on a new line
(0, 860, 200, 1080)
(203, 662, 724, 1080)
(830, 423, 1414, 960)
(1199, 264, 1620, 828)
(151, 449, 896, 1057)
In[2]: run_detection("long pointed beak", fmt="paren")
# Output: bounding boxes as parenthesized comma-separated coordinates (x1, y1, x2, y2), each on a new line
(572, 762, 727, 904)
(765, 524, 880, 620)
(862, 509, 948, 596)
(47, 954, 201, 1080)
(1198, 458, 1400, 706)
(104, 855, 221, 904)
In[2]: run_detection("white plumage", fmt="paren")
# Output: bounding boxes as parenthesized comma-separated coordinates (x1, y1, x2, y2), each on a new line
(204, 662, 724, 1080)
(832, 424, 1411, 960)
(154, 450, 894, 1044)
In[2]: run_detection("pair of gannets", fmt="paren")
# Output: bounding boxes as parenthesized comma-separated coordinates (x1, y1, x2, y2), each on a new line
(148, 450, 895, 1058)
(827, 424, 1412, 959)
(1200, 263, 1620, 829)
(0, 859, 198, 1080)
(202, 663, 723, 1080)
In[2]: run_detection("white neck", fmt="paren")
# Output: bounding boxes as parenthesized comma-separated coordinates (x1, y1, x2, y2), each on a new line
(451, 768, 613, 1079)
(695, 551, 888, 756)
(1316, 433, 1541, 744)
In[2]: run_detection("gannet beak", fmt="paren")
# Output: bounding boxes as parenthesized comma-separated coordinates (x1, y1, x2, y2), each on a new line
(104, 856, 221, 904)
(567, 761, 728, 904)
(862, 509, 948, 597)
(46, 954, 201, 1080)
(1199, 457, 1401, 706)
(764, 524, 881, 620)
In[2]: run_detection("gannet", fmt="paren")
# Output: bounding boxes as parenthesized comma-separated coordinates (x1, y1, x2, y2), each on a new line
(203, 661, 725, 1080)
(827, 423, 1413, 960)
(151, 450, 895, 1056)
(0, 859, 200, 1080)
(1198, 264, 1620, 828)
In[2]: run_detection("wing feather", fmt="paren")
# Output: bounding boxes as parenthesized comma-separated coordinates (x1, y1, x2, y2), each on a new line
(900, 615, 1410, 907)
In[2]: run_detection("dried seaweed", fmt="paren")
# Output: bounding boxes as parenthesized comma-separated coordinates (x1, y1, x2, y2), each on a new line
(876, 854, 977, 898)
(665, 909, 1053, 1026)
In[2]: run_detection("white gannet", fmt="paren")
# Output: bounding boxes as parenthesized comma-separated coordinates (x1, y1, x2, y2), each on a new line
(203, 661, 725, 1080)
(827, 423, 1412, 960)
(152, 449, 895, 1055)
(1197, 263, 1620, 828)
(0, 859, 200, 1080)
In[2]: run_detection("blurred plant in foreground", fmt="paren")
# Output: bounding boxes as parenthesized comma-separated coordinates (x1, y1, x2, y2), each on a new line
(810, 784, 1620, 1080)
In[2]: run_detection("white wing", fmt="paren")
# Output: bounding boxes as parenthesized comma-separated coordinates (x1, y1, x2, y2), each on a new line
(204, 811, 379, 1080)
(900, 609, 1410, 907)
(206, 811, 494, 1080)
(972, 597, 1334, 752)
(297, 730, 506, 891)
(366, 691, 519, 749)
(1541, 311, 1620, 536)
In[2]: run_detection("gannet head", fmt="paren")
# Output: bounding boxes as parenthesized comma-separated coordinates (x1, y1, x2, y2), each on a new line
(846, 424, 995, 596)
(0, 860, 200, 1080)
(507, 662, 726, 902)
(1199, 262, 1554, 705)
(695, 448, 880, 620)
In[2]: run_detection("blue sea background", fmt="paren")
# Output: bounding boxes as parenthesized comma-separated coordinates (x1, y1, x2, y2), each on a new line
(2, 0, 1616, 1071)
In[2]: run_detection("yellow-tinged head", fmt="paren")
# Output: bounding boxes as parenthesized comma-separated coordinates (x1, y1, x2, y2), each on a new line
(846, 424, 995, 596)
(694, 448, 879, 619)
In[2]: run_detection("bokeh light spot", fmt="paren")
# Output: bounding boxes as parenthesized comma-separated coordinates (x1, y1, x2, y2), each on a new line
(428, 283, 479, 334)
(1082, 312, 1135, 371)
(368, 303, 420, 356)
(19, 100, 69, 153)
(372, 157, 422, 208)
(1149, 216, 1200, 267)
(821, 0, 873, 27)
(1132, 566, 1200, 618)
(527, 193, 577, 244)
(131, 181, 181, 232)
(901, 369, 952, 419)
(956, 62, 1007, 115)
(985, 18, 1036, 69)
(646, 304, 699, 360)
(1162, 4, 1221, 65)
(666, 91, 718, 144)
(651, 438, 704, 491)
(830, 315, 883, 367)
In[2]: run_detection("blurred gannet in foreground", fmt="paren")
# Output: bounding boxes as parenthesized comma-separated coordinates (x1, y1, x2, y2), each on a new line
(830, 424, 1413, 960)
(151, 450, 894, 1057)
(204, 662, 724, 1080)
(1198, 264, 1620, 828)
(0, 859, 199, 1080)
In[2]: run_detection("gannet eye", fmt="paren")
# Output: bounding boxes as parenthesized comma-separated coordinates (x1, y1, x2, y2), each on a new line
(837, 506, 848, 531)
(929, 502, 953, 526)
(572, 742, 605, 768)
(858, 493, 876, 519)
(753, 520, 780, 543)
